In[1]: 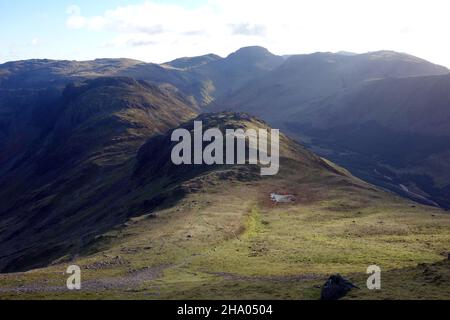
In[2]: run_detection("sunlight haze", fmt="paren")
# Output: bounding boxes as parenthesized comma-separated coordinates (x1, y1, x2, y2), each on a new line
(1, 0, 450, 67)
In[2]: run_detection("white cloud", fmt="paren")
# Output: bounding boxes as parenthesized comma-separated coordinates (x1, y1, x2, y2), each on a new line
(64, 0, 450, 66)
(31, 38, 39, 46)
(66, 5, 106, 30)
(66, 15, 86, 29)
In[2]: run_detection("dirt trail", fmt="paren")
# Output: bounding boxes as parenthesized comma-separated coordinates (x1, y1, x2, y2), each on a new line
(0, 265, 168, 294)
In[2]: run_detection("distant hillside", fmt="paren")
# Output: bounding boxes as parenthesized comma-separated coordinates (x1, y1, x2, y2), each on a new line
(0, 58, 143, 89)
(217, 50, 449, 120)
(0, 58, 209, 107)
(283, 74, 450, 208)
(0, 47, 285, 107)
(209, 49, 450, 208)
(195, 46, 284, 103)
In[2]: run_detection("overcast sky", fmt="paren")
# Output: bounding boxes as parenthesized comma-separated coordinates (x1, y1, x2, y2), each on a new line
(1, 0, 450, 67)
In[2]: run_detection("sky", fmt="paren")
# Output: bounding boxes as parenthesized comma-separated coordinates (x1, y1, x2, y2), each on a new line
(1, 0, 450, 67)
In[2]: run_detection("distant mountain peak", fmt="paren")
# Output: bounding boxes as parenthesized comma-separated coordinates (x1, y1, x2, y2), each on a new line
(222, 46, 284, 71)
(227, 46, 274, 58)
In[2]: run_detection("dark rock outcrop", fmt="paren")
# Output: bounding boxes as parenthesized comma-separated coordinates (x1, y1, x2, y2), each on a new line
(320, 274, 359, 300)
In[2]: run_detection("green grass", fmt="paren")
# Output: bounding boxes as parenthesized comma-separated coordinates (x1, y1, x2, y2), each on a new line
(2, 173, 449, 300)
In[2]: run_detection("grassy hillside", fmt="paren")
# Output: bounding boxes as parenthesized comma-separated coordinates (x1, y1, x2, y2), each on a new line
(1, 113, 449, 300)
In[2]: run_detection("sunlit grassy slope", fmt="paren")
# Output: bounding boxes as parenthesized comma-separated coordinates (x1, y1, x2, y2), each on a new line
(1, 114, 449, 300)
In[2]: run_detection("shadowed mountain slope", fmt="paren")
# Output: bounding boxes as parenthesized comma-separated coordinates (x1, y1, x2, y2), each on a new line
(282, 74, 450, 208)
(0, 77, 196, 272)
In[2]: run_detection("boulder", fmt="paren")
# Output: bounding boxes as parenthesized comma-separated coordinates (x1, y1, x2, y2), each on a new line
(320, 274, 358, 300)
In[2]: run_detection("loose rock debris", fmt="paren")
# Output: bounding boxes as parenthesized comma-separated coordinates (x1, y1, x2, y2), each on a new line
(270, 193, 295, 203)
